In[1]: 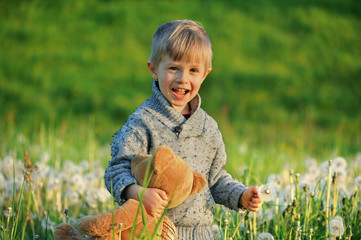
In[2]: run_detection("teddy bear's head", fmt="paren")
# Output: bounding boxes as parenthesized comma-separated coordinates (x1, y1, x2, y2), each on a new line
(131, 146, 206, 208)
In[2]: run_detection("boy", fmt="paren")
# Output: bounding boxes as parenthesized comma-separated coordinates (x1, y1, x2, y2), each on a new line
(105, 20, 262, 239)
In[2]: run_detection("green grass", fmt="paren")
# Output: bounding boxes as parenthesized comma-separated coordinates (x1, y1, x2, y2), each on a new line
(1, 137, 360, 239)
(1, 0, 360, 148)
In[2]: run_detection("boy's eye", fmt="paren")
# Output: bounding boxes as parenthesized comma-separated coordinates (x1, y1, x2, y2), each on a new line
(169, 67, 178, 71)
(190, 68, 199, 73)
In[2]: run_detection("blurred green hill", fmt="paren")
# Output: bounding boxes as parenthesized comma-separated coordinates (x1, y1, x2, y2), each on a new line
(1, 0, 360, 156)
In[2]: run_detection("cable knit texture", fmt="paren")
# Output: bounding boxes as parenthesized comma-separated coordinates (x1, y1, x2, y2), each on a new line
(104, 81, 247, 239)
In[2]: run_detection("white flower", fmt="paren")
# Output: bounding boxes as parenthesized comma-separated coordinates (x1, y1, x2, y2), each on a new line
(79, 161, 90, 171)
(258, 184, 278, 202)
(0, 174, 5, 190)
(97, 188, 111, 203)
(333, 157, 347, 170)
(211, 224, 220, 238)
(327, 215, 345, 237)
(267, 174, 283, 188)
(64, 190, 80, 203)
(85, 189, 98, 208)
(334, 168, 347, 184)
(257, 232, 274, 240)
(321, 160, 331, 175)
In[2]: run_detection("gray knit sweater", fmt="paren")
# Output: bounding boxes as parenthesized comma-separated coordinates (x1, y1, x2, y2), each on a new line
(105, 81, 247, 239)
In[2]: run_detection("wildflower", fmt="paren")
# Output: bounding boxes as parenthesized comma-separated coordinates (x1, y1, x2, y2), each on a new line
(257, 232, 274, 240)
(80, 160, 90, 171)
(97, 188, 111, 203)
(327, 215, 345, 237)
(211, 224, 220, 238)
(333, 157, 347, 170)
(0, 173, 5, 190)
(71, 174, 86, 194)
(85, 189, 98, 208)
(321, 160, 331, 175)
(267, 174, 283, 189)
(64, 190, 80, 203)
(258, 184, 278, 202)
(23, 151, 39, 186)
(4, 207, 12, 217)
(333, 169, 347, 185)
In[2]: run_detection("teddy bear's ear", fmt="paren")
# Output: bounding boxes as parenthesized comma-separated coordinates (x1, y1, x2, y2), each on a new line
(189, 171, 206, 196)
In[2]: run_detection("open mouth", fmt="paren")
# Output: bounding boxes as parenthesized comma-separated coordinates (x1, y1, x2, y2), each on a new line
(172, 88, 189, 96)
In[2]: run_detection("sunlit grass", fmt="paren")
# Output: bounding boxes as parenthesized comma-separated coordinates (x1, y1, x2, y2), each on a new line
(0, 124, 360, 239)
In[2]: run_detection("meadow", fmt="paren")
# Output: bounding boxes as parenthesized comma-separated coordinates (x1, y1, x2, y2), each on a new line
(1, 0, 360, 239)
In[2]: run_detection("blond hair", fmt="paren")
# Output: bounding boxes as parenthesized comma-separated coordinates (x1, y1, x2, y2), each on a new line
(149, 20, 212, 70)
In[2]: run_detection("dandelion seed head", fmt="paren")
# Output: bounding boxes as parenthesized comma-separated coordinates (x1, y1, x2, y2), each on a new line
(257, 232, 274, 240)
(0, 174, 5, 190)
(258, 184, 278, 202)
(328, 215, 345, 237)
(333, 157, 347, 170)
(97, 188, 111, 203)
(211, 224, 220, 237)
(321, 161, 330, 175)
(334, 169, 347, 184)
(64, 190, 79, 203)
(267, 174, 283, 188)
(80, 161, 90, 171)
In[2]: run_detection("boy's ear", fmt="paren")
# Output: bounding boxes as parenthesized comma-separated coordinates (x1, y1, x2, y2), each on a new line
(203, 68, 212, 79)
(147, 61, 158, 80)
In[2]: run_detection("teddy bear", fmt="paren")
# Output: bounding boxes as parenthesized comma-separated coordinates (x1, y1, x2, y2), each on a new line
(54, 145, 206, 240)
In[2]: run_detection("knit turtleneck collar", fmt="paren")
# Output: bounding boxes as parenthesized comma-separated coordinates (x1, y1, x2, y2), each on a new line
(145, 80, 205, 137)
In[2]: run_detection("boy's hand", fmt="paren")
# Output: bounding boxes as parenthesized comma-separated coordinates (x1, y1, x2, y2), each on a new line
(126, 184, 169, 219)
(239, 186, 263, 212)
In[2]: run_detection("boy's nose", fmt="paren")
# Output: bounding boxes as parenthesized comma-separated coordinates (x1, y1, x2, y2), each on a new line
(176, 71, 188, 83)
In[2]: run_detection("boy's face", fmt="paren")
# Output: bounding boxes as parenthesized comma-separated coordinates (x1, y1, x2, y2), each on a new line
(148, 55, 211, 114)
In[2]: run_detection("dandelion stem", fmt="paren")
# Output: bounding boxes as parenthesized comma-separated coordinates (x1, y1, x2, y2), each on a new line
(274, 198, 279, 233)
(253, 211, 257, 237)
(332, 173, 339, 217)
(231, 211, 249, 239)
(325, 160, 333, 237)
(224, 219, 229, 240)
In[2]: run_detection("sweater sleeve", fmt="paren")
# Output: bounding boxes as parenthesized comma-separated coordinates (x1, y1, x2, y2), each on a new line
(208, 130, 248, 211)
(104, 124, 147, 205)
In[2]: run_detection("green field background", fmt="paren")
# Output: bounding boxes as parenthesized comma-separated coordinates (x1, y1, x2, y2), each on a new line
(1, 0, 361, 176)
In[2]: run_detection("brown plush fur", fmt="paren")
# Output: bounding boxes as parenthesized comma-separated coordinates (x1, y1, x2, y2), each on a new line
(54, 146, 206, 240)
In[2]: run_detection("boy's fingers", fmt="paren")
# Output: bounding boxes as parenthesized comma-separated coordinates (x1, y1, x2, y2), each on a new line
(155, 189, 168, 200)
(252, 197, 262, 204)
(248, 203, 262, 212)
